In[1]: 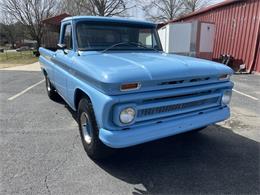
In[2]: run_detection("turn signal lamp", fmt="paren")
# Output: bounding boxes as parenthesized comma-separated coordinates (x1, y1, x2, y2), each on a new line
(120, 83, 140, 91)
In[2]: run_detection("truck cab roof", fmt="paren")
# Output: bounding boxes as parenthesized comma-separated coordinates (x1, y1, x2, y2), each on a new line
(61, 16, 156, 28)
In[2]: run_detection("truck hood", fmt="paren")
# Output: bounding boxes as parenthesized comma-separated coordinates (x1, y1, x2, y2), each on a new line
(74, 52, 233, 94)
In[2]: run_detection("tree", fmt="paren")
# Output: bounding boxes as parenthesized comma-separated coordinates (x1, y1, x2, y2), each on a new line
(59, 0, 91, 15)
(1, 15, 18, 48)
(1, 0, 58, 49)
(0, 12, 26, 49)
(182, 0, 211, 13)
(60, 0, 130, 16)
(139, 0, 184, 22)
(86, 0, 130, 16)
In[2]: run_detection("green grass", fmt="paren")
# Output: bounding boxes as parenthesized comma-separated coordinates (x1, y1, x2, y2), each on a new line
(0, 50, 38, 68)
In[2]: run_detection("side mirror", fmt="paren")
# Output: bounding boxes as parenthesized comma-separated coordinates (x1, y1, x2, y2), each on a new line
(57, 43, 68, 54)
(57, 43, 66, 50)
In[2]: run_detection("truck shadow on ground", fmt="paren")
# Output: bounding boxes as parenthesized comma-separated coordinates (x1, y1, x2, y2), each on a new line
(62, 101, 260, 194)
(96, 126, 260, 194)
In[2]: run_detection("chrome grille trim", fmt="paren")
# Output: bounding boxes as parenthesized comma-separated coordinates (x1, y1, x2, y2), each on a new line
(138, 97, 219, 117)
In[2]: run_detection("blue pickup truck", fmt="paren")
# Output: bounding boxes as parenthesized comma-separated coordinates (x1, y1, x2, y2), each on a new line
(39, 16, 233, 159)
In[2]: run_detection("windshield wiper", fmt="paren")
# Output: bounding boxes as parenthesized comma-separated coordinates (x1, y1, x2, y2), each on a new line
(130, 42, 160, 52)
(101, 41, 159, 53)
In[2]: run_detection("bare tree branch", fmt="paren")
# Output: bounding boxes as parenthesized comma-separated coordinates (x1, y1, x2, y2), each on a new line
(182, 0, 212, 13)
(138, 0, 184, 22)
(85, 0, 130, 16)
(0, 0, 58, 49)
(58, 0, 92, 15)
(59, 0, 130, 16)
(0, 13, 26, 48)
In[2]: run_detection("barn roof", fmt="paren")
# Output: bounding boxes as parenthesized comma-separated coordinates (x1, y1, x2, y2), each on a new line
(42, 13, 71, 25)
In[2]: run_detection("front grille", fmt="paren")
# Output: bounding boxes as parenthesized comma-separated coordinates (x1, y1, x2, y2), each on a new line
(137, 97, 219, 117)
(159, 77, 211, 86)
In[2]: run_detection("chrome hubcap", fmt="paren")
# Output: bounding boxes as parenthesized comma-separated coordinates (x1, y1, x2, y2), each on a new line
(46, 78, 51, 92)
(80, 112, 92, 144)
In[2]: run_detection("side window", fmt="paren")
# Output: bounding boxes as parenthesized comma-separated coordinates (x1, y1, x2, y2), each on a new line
(63, 24, 72, 50)
(139, 29, 152, 48)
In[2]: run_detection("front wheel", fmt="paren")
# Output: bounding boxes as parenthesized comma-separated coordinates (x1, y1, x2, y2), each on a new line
(78, 98, 113, 160)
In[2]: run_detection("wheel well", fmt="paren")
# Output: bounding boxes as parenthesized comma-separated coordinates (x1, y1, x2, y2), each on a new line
(42, 69, 47, 76)
(74, 89, 91, 110)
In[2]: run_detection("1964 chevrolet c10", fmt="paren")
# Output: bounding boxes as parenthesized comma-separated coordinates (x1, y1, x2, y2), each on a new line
(39, 16, 233, 159)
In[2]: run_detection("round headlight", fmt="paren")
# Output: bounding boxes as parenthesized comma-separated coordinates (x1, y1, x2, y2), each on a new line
(222, 90, 232, 105)
(120, 107, 136, 124)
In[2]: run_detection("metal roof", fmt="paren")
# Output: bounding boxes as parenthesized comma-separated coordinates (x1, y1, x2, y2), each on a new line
(168, 0, 242, 24)
(42, 13, 71, 25)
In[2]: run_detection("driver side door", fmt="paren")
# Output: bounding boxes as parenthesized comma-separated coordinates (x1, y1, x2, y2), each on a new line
(52, 23, 73, 99)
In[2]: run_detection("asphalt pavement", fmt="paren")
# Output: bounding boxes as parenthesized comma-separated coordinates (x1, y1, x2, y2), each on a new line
(0, 69, 259, 195)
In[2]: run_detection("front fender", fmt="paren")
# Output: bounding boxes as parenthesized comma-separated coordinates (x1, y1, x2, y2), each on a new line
(68, 76, 119, 129)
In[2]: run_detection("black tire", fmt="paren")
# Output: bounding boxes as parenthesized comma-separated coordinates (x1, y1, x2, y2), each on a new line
(78, 98, 113, 160)
(45, 75, 58, 100)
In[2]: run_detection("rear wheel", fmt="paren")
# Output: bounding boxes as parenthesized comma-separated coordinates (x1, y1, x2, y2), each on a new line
(45, 75, 58, 100)
(78, 98, 112, 160)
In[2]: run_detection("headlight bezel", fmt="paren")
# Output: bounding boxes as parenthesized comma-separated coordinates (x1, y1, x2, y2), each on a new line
(113, 104, 137, 126)
(119, 107, 136, 124)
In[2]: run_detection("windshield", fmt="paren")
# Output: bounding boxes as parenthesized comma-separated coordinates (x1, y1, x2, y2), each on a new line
(76, 22, 162, 51)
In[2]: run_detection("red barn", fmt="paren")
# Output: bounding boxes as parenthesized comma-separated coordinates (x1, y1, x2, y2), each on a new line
(161, 0, 260, 73)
